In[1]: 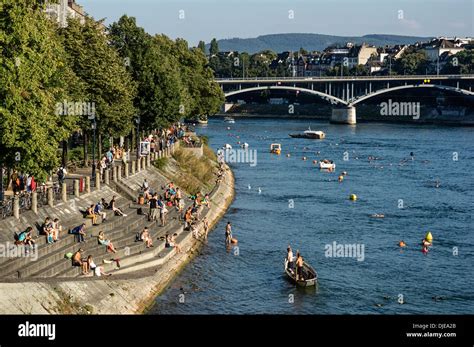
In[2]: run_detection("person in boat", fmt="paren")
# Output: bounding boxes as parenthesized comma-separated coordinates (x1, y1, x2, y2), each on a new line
(421, 238, 431, 247)
(295, 251, 304, 281)
(225, 222, 232, 245)
(287, 246, 294, 272)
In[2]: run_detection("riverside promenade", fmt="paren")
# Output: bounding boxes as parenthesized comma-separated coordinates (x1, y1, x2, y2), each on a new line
(0, 140, 234, 314)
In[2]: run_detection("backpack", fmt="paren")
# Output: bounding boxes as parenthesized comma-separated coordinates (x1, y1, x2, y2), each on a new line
(135, 232, 142, 242)
(137, 208, 143, 215)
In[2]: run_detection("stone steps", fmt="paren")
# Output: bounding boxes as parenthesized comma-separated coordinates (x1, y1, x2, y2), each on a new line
(4, 206, 142, 279)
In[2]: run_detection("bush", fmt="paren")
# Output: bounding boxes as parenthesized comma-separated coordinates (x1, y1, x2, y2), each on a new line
(68, 147, 84, 164)
(171, 146, 217, 193)
(153, 157, 168, 170)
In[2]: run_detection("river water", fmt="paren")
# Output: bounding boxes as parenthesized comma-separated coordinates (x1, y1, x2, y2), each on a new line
(150, 117, 474, 314)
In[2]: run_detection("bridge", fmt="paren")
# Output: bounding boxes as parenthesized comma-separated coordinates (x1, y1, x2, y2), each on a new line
(216, 75, 474, 124)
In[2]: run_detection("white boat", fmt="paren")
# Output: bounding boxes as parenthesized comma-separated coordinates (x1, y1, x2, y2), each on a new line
(224, 116, 235, 124)
(289, 127, 326, 139)
(319, 159, 335, 170)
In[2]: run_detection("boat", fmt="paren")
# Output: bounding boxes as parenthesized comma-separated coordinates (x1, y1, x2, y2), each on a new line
(270, 143, 281, 155)
(197, 115, 208, 124)
(284, 258, 317, 287)
(224, 116, 235, 124)
(289, 127, 326, 139)
(319, 159, 335, 170)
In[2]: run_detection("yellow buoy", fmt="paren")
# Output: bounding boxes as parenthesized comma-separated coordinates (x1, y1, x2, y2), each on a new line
(425, 232, 433, 242)
(350, 194, 357, 201)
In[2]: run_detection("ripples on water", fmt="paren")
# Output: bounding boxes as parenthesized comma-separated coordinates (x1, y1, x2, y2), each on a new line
(150, 118, 474, 315)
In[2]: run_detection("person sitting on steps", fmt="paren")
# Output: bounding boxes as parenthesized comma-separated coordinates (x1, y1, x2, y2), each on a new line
(109, 196, 127, 217)
(98, 231, 117, 253)
(85, 204, 99, 225)
(72, 248, 88, 275)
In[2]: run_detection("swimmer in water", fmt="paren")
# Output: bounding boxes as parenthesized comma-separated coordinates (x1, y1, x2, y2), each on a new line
(398, 241, 406, 247)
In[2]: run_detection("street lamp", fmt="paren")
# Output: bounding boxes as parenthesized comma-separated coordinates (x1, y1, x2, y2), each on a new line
(89, 114, 97, 181)
(136, 116, 141, 159)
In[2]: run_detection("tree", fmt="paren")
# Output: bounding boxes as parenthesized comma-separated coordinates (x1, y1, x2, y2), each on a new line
(60, 17, 137, 166)
(350, 64, 369, 76)
(394, 49, 430, 75)
(441, 50, 474, 74)
(210, 38, 219, 55)
(198, 40, 206, 54)
(0, 0, 79, 181)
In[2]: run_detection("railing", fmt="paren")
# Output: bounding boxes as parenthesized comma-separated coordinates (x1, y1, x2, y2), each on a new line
(216, 74, 474, 82)
(18, 193, 32, 213)
(0, 197, 14, 220)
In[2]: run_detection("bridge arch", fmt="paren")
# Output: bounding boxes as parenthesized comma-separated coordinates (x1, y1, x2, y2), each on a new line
(350, 84, 474, 106)
(224, 86, 347, 106)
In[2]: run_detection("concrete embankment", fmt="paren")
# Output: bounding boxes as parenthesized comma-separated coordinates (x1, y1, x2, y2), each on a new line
(0, 165, 234, 314)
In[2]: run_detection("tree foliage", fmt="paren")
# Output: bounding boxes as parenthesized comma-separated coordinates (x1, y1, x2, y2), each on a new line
(0, 0, 78, 180)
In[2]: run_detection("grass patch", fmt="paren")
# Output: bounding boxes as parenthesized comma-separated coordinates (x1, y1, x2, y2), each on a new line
(153, 157, 169, 170)
(172, 144, 217, 193)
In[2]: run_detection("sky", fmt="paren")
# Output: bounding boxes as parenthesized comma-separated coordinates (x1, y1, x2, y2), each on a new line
(80, 0, 473, 45)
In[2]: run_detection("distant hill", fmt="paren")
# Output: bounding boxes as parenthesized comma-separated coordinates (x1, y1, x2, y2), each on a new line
(206, 33, 432, 54)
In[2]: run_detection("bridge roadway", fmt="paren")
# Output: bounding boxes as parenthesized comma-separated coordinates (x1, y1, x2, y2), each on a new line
(216, 75, 474, 124)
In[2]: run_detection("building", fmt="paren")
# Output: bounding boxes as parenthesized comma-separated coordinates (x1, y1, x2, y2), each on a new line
(423, 39, 465, 61)
(347, 43, 378, 69)
(45, 0, 85, 28)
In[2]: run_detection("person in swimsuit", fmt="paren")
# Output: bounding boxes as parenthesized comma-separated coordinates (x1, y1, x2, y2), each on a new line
(296, 251, 304, 281)
(225, 222, 232, 245)
(287, 246, 294, 272)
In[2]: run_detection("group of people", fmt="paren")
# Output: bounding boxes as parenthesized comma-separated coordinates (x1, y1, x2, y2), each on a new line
(286, 246, 305, 281)
(41, 217, 62, 244)
(14, 217, 63, 250)
(84, 195, 126, 226)
(72, 249, 111, 277)
(9, 171, 38, 194)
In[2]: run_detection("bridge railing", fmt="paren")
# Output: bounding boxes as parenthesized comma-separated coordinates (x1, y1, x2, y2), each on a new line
(216, 74, 474, 82)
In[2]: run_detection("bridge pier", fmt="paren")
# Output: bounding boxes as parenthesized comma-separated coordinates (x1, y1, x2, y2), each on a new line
(330, 106, 356, 125)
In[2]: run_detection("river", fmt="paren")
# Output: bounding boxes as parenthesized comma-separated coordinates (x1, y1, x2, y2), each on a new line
(149, 117, 474, 314)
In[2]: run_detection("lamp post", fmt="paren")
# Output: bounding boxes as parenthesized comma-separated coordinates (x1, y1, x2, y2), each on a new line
(0, 166, 4, 202)
(89, 114, 97, 181)
(136, 116, 141, 159)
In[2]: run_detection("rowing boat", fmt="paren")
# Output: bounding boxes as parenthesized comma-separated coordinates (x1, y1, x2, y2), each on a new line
(284, 258, 317, 287)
